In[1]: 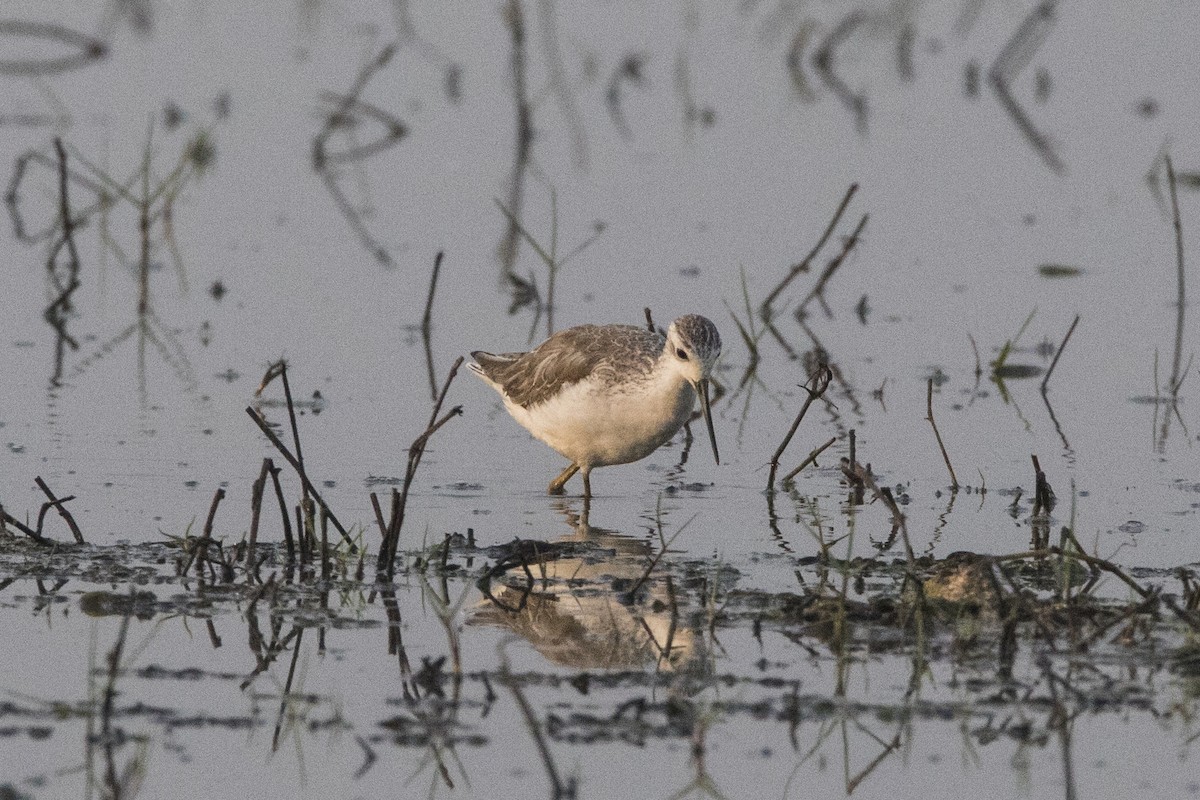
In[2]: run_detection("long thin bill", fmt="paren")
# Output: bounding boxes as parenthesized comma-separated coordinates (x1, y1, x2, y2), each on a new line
(698, 378, 720, 465)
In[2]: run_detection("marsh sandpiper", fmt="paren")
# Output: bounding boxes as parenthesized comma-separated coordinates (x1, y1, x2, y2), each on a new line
(469, 314, 722, 498)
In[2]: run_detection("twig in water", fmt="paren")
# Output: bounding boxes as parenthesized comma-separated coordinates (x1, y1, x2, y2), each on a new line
(768, 365, 833, 489)
(783, 435, 837, 482)
(245, 406, 352, 546)
(1, 504, 38, 543)
(925, 379, 959, 490)
(376, 357, 465, 577)
(266, 461, 295, 562)
(245, 458, 272, 582)
(181, 487, 226, 576)
(313, 90, 406, 167)
(34, 475, 85, 543)
(1166, 154, 1188, 398)
(99, 599, 135, 798)
(627, 511, 698, 597)
(278, 362, 306, 477)
(1031, 454, 1055, 516)
(725, 265, 769, 380)
(1040, 314, 1080, 393)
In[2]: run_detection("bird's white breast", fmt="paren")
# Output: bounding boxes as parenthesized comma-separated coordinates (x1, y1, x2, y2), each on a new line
(503, 366, 696, 468)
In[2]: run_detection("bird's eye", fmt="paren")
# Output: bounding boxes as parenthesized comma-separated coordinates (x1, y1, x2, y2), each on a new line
(676, 348, 689, 360)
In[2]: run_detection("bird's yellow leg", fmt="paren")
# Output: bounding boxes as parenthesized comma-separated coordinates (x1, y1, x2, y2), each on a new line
(548, 463, 580, 495)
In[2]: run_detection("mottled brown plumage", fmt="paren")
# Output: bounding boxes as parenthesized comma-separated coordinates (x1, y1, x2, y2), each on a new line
(471, 324, 661, 408)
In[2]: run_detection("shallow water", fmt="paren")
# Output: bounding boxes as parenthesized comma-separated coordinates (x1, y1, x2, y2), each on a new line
(1, 1, 1199, 798)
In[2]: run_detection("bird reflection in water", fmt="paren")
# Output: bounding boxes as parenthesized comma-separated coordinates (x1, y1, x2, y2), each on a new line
(472, 501, 700, 673)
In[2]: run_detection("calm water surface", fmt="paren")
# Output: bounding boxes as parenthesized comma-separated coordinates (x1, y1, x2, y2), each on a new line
(1, 1, 1199, 798)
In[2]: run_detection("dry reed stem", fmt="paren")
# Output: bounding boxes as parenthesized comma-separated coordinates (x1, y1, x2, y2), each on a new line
(245, 458, 272, 582)
(1041, 314, 1081, 393)
(34, 476, 85, 543)
(376, 357, 465, 576)
(925, 379, 959, 490)
(0, 503, 51, 544)
(783, 435, 837, 482)
(245, 406, 352, 546)
(1166, 154, 1187, 398)
(768, 365, 833, 489)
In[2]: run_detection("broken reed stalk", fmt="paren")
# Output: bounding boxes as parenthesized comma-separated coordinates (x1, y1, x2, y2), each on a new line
(1040, 314, 1080, 393)
(1031, 454, 1055, 516)
(244, 405, 352, 546)
(0, 503, 51, 544)
(991, 544, 1200, 633)
(1166, 154, 1187, 398)
(33, 476, 85, 543)
(267, 461, 295, 561)
(799, 212, 869, 317)
(277, 362, 305, 478)
(422, 250, 444, 401)
(768, 365, 833, 489)
(925, 379, 959, 490)
(376, 357, 465, 577)
(782, 435, 837, 482)
(245, 458, 272, 582)
(762, 183, 858, 315)
(182, 487, 225, 577)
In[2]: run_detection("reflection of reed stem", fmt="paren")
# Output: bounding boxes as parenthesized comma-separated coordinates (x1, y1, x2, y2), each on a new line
(762, 183, 857, 314)
(499, 0, 533, 274)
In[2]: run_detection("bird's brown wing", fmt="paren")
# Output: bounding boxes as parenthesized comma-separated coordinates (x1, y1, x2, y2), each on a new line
(472, 325, 658, 408)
